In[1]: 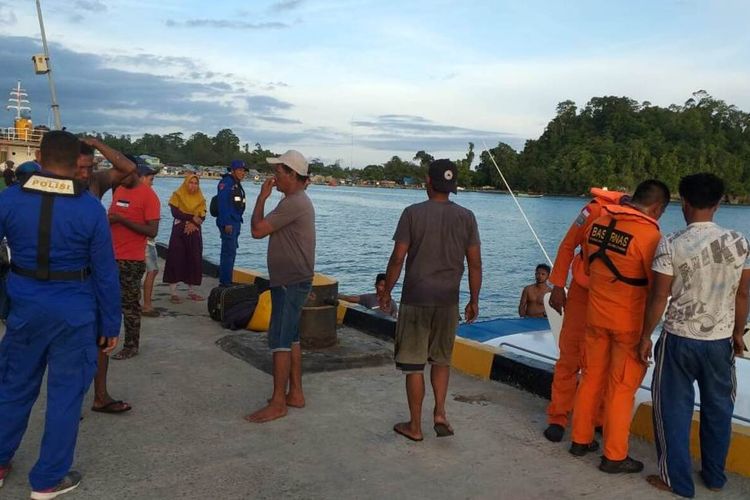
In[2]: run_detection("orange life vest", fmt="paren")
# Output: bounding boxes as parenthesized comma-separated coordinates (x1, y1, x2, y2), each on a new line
(584, 204, 661, 331)
(549, 188, 629, 289)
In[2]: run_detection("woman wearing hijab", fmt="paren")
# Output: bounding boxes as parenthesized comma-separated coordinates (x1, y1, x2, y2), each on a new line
(163, 174, 206, 303)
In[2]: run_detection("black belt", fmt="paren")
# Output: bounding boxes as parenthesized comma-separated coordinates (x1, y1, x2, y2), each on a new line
(11, 263, 91, 281)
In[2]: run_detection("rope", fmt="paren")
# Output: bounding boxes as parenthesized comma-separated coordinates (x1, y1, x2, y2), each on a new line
(482, 141, 553, 266)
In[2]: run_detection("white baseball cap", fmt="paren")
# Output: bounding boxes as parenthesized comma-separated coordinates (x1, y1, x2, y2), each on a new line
(266, 150, 308, 177)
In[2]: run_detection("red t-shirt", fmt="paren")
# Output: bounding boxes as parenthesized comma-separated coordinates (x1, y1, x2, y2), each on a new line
(109, 184, 161, 261)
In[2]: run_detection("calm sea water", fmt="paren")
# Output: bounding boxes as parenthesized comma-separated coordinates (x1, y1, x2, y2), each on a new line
(147, 177, 750, 319)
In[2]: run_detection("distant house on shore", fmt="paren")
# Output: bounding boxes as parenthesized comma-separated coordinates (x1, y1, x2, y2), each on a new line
(140, 154, 162, 167)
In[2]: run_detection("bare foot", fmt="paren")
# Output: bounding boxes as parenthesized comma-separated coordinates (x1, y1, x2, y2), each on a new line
(244, 403, 287, 423)
(285, 391, 305, 408)
(646, 475, 672, 493)
(393, 421, 423, 441)
(266, 394, 305, 408)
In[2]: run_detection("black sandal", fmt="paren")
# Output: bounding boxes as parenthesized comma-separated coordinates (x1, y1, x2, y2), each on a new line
(91, 400, 132, 414)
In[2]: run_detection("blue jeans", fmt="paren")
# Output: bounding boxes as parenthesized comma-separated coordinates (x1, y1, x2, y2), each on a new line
(268, 281, 312, 352)
(652, 331, 736, 498)
(218, 224, 240, 285)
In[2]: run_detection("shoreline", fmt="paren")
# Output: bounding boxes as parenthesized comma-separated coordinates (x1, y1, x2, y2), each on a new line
(153, 175, 750, 206)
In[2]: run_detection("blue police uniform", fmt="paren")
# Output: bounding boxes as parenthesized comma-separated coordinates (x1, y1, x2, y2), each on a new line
(216, 171, 246, 285)
(0, 173, 121, 491)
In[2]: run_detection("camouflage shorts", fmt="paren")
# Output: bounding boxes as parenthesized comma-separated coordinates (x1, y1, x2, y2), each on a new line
(117, 260, 146, 350)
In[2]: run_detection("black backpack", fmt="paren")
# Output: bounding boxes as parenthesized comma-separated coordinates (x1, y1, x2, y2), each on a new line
(208, 284, 258, 322)
(221, 299, 259, 330)
(209, 195, 219, 217)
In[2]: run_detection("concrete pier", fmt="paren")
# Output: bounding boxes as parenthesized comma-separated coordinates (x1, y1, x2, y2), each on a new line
(1, 270, 749, 499)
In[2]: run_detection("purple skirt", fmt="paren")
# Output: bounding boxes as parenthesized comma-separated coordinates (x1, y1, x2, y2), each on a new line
(163, 220, 203, 286)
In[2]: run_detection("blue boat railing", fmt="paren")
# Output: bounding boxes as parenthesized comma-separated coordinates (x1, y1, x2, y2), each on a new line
(498, 342, 750, 425)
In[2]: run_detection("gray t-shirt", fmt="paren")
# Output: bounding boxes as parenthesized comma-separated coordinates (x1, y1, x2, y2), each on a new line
(394, 199, 480, 306)
(266, 190, 316, 287)
(359, 293, 399, 318)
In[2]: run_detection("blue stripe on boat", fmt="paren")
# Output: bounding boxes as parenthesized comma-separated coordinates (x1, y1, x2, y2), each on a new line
(458, 317, 551, 343)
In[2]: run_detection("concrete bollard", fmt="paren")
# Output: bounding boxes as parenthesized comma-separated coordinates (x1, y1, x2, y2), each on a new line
(300, 273, 338, 349)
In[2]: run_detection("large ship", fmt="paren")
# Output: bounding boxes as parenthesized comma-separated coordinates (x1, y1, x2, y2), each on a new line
(0, 81, 47, 166)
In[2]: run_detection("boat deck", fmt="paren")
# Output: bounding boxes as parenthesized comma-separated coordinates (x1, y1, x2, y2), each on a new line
(458, 317, 750, 425)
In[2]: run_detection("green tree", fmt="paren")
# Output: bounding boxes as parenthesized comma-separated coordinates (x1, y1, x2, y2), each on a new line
(361, 164, 385, 181)
(185, 132, 219, 165)
(454, 142, 475, 187)
(213, 129, 241, 163)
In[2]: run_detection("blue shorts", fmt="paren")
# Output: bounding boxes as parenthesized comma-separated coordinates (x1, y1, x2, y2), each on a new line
(268, 281, 312, 352)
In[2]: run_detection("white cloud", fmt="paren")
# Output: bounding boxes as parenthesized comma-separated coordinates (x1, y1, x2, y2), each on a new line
(0, 1, 17, 24)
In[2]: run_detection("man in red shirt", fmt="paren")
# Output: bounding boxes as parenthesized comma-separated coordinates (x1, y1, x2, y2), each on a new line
(108, 159, 161, 360)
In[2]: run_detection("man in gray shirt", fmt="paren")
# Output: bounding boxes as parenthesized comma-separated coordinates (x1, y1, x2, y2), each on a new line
(246, 150, 315, 424)
(381, 159, 482, 441)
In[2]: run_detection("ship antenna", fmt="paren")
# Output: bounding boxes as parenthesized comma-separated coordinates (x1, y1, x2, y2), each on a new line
(6, 81, 31, 120)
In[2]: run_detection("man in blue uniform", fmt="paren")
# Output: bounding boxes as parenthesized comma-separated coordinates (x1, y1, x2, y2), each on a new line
(0, 131, 122, 499)
(216, 159, 248, 286)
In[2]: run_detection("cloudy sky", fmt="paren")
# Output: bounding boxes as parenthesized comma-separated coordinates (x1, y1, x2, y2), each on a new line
(0, 0, 748, 166)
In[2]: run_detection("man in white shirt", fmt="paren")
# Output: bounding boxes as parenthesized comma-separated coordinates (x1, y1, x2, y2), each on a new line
(639, 173, 750, 498)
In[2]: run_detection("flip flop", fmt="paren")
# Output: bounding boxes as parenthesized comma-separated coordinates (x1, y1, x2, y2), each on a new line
(434, 422, 454, 437)
(112, 348, 138, 360)
(646, 475, 672, 493)
(141, 309, 160, 317)
(170, 295, 183, 304)
(187, 292, 205, 301)
(91, 400, 132, 414)
(393, 423, 423, 442)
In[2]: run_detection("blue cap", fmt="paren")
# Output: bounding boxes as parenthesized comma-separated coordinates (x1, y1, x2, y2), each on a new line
(137, 163, 156, 177)
(230, 159, 247, 170)
(124, 154, 156, 176)
(16, 161, 41, 175)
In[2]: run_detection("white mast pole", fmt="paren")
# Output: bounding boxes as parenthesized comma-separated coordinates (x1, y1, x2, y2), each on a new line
(35, 0, 62, 130)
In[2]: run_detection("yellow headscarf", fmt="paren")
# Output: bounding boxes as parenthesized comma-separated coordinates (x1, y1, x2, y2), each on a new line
(169, 174, 206, 217)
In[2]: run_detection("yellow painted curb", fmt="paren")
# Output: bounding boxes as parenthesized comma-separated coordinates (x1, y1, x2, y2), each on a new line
(631, 402, 750, 478)
(232, 267, 265, 284)
(451, 337, 495, 379)
(313, 272, 337, 285)
(336, 301, 351, 325)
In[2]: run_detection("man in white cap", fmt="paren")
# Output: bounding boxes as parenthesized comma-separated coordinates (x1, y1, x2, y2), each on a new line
(246, 150, 316, 423)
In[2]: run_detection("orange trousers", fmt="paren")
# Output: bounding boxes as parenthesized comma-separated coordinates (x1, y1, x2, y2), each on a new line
(571, 325, 647, 460)
(546, 281, 593, 427)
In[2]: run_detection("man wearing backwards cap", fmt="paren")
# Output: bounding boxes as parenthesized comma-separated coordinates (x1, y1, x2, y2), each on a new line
(216, 160, 248, 286)
(246, 150, 315, 423)
(381, 159, 482, 441)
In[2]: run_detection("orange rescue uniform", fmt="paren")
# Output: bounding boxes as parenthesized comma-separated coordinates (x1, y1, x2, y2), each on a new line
(570, 204, 661, 461)
(546, 189, 626, 427)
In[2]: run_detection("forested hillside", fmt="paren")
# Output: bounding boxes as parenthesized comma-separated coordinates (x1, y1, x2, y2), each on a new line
(91, 91, 750, 199)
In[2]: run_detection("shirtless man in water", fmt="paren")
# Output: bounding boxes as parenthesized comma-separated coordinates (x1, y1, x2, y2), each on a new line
(519, 264, 551, 318)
